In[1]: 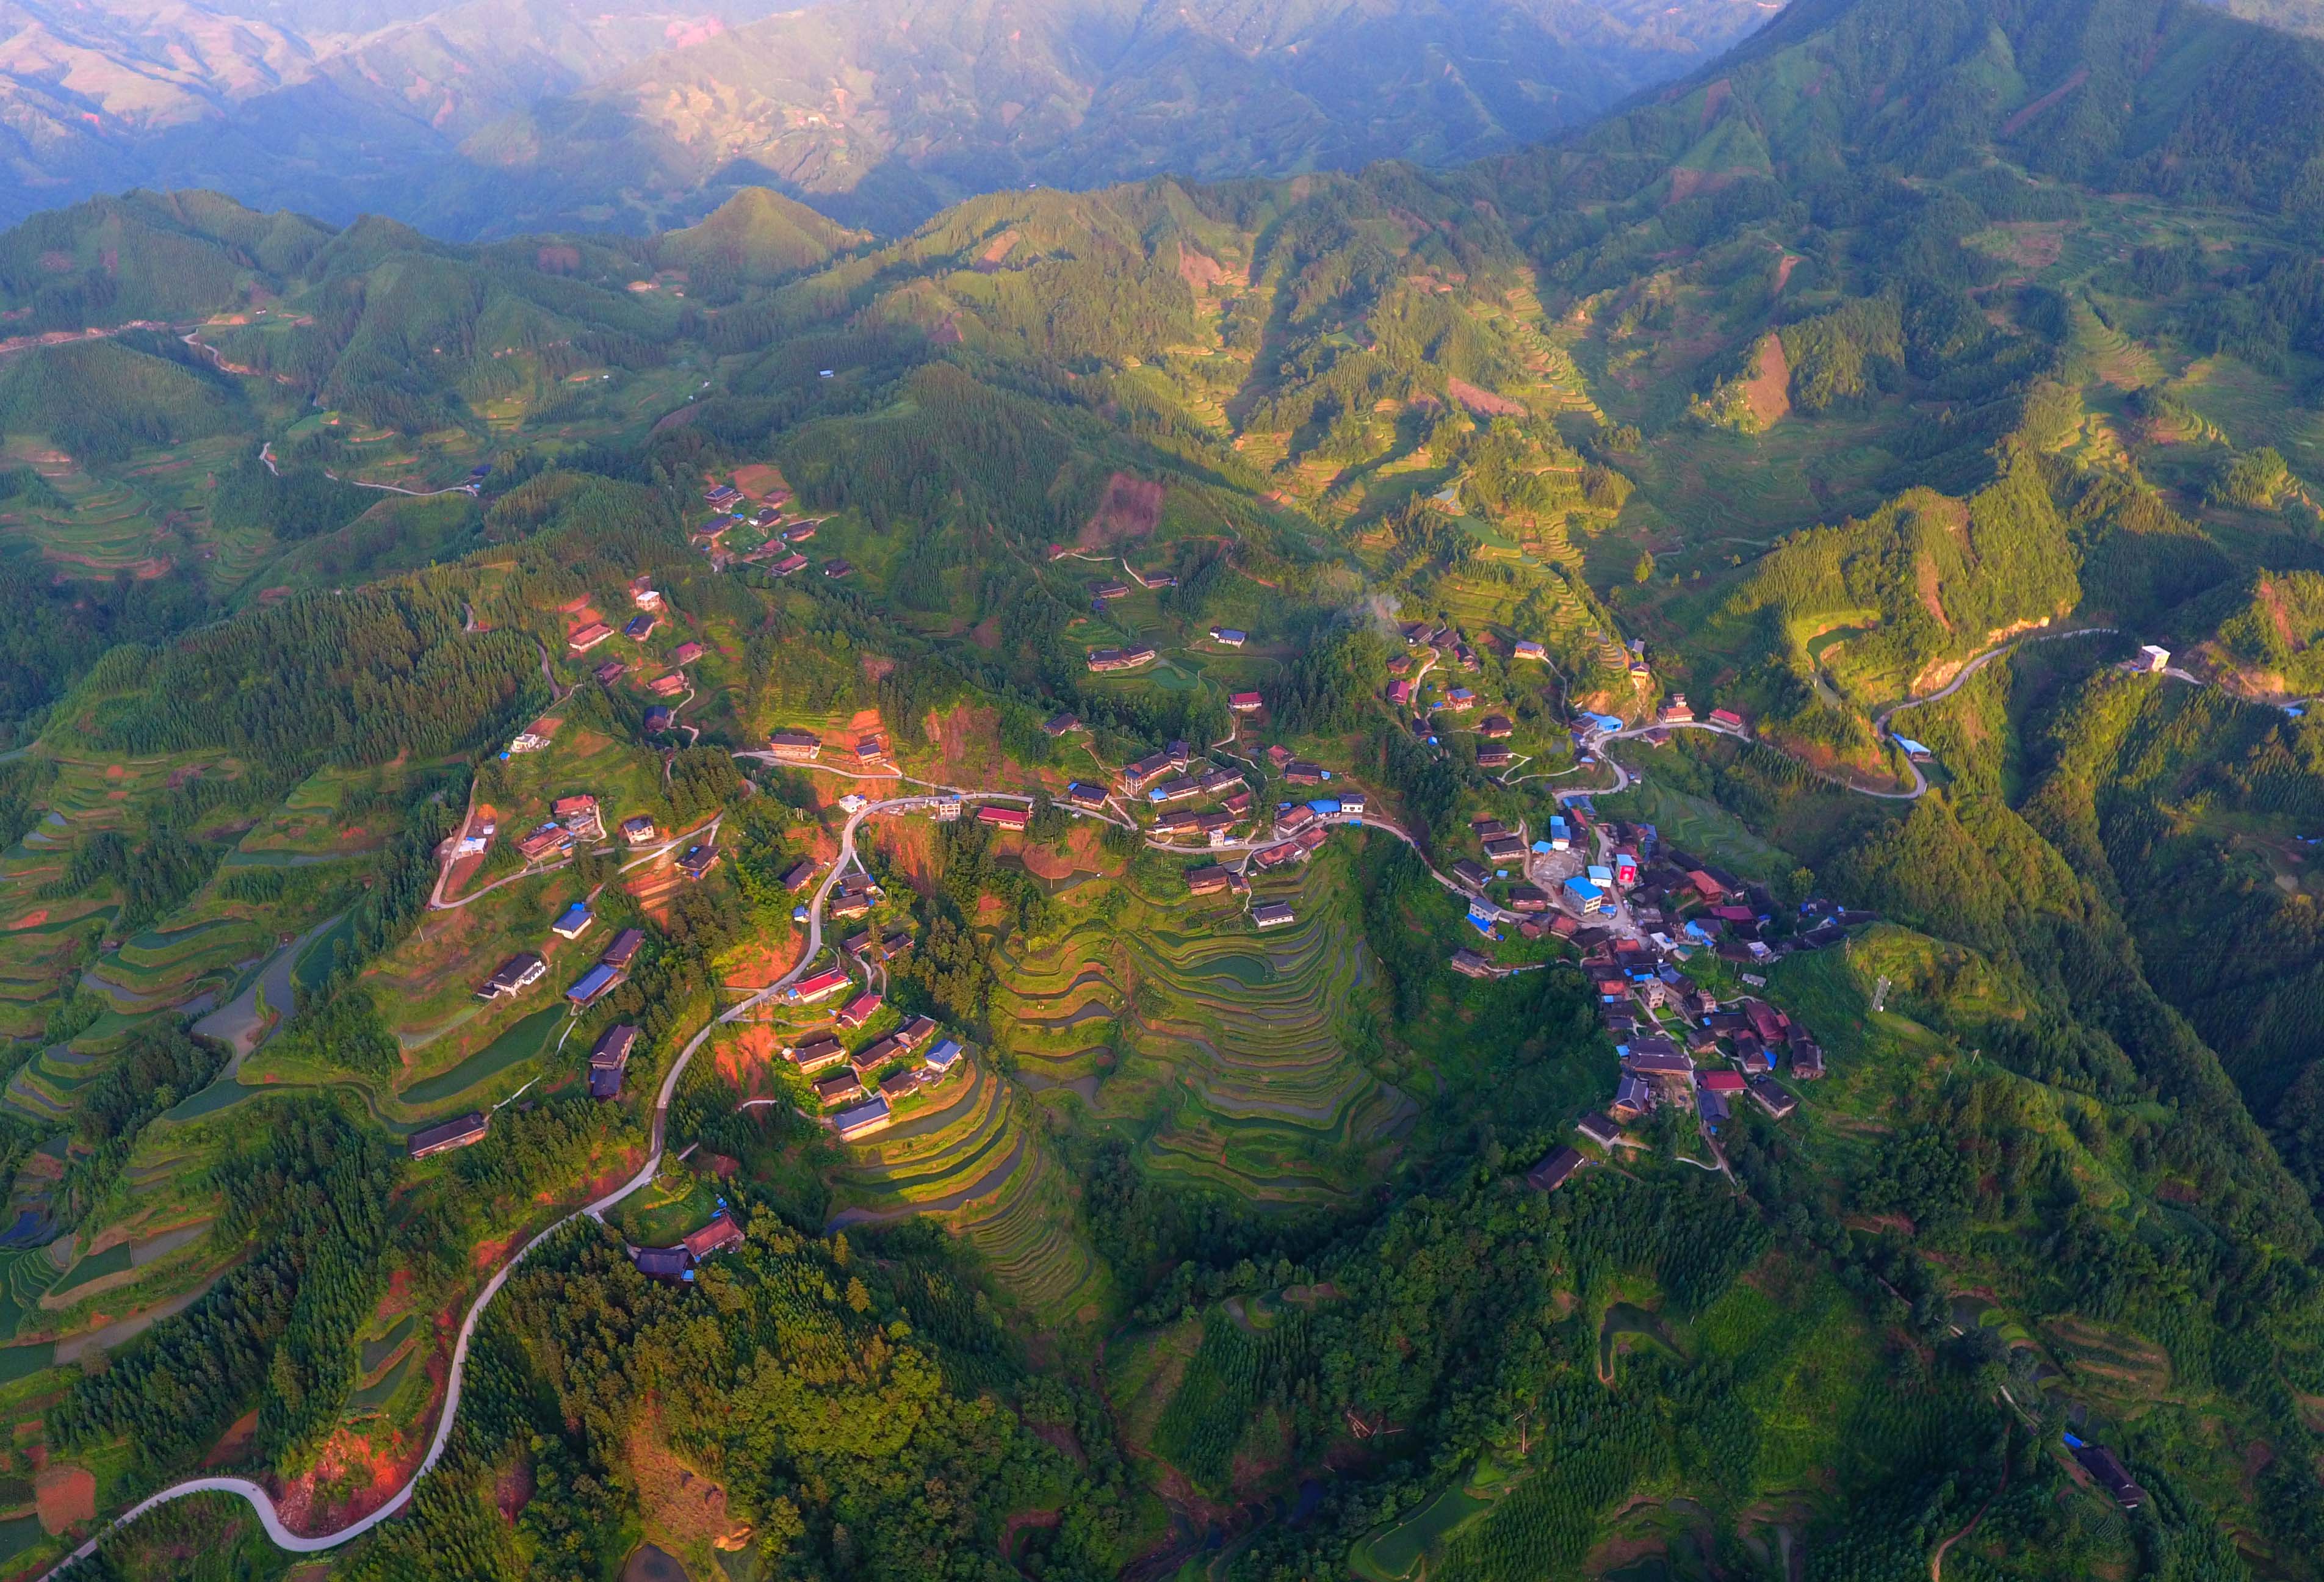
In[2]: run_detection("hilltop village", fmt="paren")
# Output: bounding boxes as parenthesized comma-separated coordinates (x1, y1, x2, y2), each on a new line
(404, 466, 1864, 1288)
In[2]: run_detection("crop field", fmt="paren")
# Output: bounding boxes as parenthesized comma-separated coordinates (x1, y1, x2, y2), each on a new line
(0, 433, 258, 583)
(994, 853, 1411, 1207)
(821, 1051, 1112, 1329)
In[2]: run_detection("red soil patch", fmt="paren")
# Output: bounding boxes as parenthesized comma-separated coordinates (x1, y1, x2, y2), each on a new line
(496, 1458, 537, 1523)
(472, 1230, 519, 1270)
(714, 1025, 784, 1094)
(1739, 331, 1791, 428)
(2001, 67, 2089, 139)
(2260, 576, 2300, 652)
(34, 1465, 95, 1533)
(203, 1410, 259, 1468)
(1774, 253, 1801, 293)
(535, 244, 581, 273)
(7, 911, 48, 931)
(1078, 472, 1164, 549)
(45, 551, 173, 579)
(1177, 245, 1227, 291)
(1700, 78, 1731, 128)
(1445, 377, 1527, 418)
(1667, 167, 1744, 204)
(103, 765, 125, 781)
(730, 463, 789, 500)
(975, 231, 1020, 271)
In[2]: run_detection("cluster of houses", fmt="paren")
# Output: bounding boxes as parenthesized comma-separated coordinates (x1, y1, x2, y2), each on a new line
(1400, 621, 1482, 672)
(1580, 936, 1822, 1136)
(784, 1010, 966, 1141)
(689, 475, 831, 572)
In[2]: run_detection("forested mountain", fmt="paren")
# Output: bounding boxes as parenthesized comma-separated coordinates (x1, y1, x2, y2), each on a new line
(0, 0, 1770, 237)
(7, 0, 2324, 1578)
(447, 0, 1779, 235)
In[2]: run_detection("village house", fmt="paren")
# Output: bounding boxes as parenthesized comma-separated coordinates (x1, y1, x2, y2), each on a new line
(779, 860, 817, 892)
(671, 641, 705, 666)
(828, 889, 872, 920)
(593, 659, 627, 685)
(1229, 692, 1263, 713)
(624, 614, 658, 641)
(1512, 639, 1546, 662)
(1387, 678, 1413, 706)
(1253, 902, 1296, 930)
(551, 902, 593, 940)
(1149, 775, 1201, 804)
(409, 1111, 489, 1160)
(1450, 947, 1495, 980)
(976, 803, 1028, 832)
(924, 1039, 965, 1078)
(792, 1035, 846, 1074)
(1506, 883, 1550, 913)
(1453, 858, 1490, 888)
(1482, 834, 1526, 862)
(1064, 781, 1109, 811)
(1746, 1077, 1798, 1119)
(1478, 745, 1515, 768)
(1044, 712, 1082, 737)
(567, 621, 613, 653)
(1609, 1075, 1655, 1120)
(832, 1096, 893, 1140)
(785, 522, 817, 543)
(643, 706, 673, 734)
(589, 1025, 639, 1100)
(1091, 580, 1132, 601)
(879, 1069, 920, 1102)
(851, 1036, 904, 1080)
(677, 844, 718, 881)
(1791, 1041, 1826, 1080)
(630, 577, 662, 610)
(554, 795, 605, 840)
(566, 961, 622, 1006)
(1208, 627, 1247, 646)
(895, 1016, 936, 1049)
(768, 730, 821, 761)
(814, 1070, 864, 1106)
(1527, 1146, 1584, 1191)
(477, 952, 547, 1001)
(854, 735, 890, 767)
(837, 991, 884, 1028)
(599, 928, 644, 971)
(1575, 1113, 1623, 1149)
(2070, 1441, 2146, 1510)
(789, 966, 853, 1005)
(646, 672, 687, 698)
(509, 718, 558, 754)
(1285, 760, 1324, 786)
(770, 552, 809, 576)
(823, 559, 854, 579)
(1186, 865, 1232, 895)
(1086, 645, 1159, 673)
(517, 822, 576, 862)
(632, 1246, 692, 1281)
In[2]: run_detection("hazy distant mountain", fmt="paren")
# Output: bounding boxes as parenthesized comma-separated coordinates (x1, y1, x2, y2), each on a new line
(0, 0, 1773, 237)
(449, 0, 1780, 234)
(0, 0, 798, 228)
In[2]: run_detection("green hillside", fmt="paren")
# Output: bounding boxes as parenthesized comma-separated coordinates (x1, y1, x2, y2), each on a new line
(5, 0, 2324, 1577)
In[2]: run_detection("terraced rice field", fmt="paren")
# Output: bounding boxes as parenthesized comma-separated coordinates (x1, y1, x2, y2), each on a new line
(1000, 857, 1411, 1206)
(824, 1057, 1111, 1328)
